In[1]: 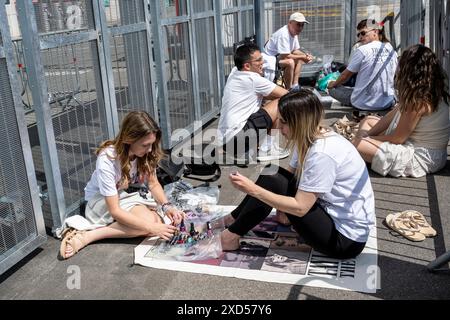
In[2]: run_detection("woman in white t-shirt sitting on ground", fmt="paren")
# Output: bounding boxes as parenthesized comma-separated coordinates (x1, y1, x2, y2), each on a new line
(353, 44, 450, 178)
(221, 89, 375, 259)
(60, 111, 184, 259)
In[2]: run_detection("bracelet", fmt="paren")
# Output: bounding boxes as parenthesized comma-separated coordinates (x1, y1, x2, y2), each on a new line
(161, 202, 173, 214)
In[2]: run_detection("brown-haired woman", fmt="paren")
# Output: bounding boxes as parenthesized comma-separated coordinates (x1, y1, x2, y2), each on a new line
(353, 44, 450, 177)
(60, 111, 184, 259)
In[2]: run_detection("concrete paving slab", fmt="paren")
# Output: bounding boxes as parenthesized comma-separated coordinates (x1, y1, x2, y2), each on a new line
(1, 98, 449, 300)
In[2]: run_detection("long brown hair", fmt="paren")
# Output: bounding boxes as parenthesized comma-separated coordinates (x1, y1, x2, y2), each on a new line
(395, 44, 449, 114)
(97, 111, 163, 186)
(278, 90, 324, 180)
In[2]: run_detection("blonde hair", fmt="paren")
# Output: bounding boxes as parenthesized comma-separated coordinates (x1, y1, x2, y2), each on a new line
(278, 90, 324, 180)
(97, 111, 163, 187)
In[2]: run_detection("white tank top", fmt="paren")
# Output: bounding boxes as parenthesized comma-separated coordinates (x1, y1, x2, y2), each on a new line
(409, 102, 450, 149)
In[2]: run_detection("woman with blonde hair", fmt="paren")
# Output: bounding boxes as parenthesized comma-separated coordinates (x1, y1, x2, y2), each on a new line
(353, 44, 450, 177)
(221, 89, 375, 259)
(60, 111, 184, 259)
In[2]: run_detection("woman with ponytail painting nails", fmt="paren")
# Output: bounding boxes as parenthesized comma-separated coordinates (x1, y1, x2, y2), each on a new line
(221, 89, 375, 259)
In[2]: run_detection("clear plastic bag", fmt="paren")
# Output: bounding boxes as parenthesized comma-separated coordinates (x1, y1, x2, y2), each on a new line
(175, 232, 222, 261)
(178, 186, 220, 207)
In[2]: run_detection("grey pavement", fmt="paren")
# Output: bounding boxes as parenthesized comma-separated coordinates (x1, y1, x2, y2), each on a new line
(0, 95, 449, 300)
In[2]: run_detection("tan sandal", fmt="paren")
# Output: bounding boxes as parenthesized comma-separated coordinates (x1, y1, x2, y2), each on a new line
(333, 116, 359, 141)
(399, 210, 437, 237)
(59, 229, 87, 259)
(385, 213, 426, 242)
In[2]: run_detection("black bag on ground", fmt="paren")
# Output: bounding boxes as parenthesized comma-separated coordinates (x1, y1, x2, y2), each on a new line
(156, 144, 221, 186)
(157, 155, 185, 186)
(183, 143, 221, 183)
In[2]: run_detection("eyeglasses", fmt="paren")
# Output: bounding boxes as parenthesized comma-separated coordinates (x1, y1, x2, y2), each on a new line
(357, 29, 376, 37)
(246, 56, 264, 63)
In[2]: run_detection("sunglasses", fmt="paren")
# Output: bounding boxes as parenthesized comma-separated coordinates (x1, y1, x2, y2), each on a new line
(357, 29, 376, 37)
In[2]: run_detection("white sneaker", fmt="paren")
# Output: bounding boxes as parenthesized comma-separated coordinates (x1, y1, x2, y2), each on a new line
(257, 144, 290, 161)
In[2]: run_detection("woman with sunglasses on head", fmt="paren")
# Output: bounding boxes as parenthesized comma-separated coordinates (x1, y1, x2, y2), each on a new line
(221, 89, 375, 259)
(59, 111, 184, 259)
(327, 19, 398, 113)
(353, 44, 450, 178)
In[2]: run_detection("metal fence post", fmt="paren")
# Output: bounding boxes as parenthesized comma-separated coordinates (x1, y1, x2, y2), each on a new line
(254, 0, 265, 49)
(92, 0, 119, 137)
(144, 0, 160, 120)
(0, 0, 47, 275)
(187, 2, 202, 120)
(214, 0, 225, 95)
(344, 0, 357, 62)
(148, 0, 172, 150)
(16, 0, 66, 231)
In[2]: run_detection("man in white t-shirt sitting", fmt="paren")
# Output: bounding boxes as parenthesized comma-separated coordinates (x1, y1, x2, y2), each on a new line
(263, 12, 314, 90)
(327, 19, 398, 112)
(217, 43, 289, 162)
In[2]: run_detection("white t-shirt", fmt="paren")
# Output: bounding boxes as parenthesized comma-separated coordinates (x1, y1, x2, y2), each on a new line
(264, 25, 300, 57)
(217, 67, 276, 144)
(84, 146, 138, 201)
(289, 132, 375, 242)
(347, 41, 398, 111)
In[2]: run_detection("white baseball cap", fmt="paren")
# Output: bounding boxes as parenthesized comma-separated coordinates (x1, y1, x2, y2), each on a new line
(289, 12, 310, 24)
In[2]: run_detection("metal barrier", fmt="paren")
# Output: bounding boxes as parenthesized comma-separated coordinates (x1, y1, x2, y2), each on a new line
(357, 0, 402, 51)
(0, 0, 435, 274)
(16, 0, 116, 231)
(260, 0, 402, 79)
(222, 0, 255, 77)
(105, 1, 158, 123)
(261, 0, 349, 79)
(0, 0, 46, 276)
(149, 0, 223, 149)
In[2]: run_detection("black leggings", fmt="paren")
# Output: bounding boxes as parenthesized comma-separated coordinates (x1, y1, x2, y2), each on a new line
(228, 166, 366, 259)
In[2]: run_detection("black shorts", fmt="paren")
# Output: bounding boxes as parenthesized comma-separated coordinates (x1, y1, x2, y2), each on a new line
(223, 108, 272, 157)
(242, 107, 273, 132)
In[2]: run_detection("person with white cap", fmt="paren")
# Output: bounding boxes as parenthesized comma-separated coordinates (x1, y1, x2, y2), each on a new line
(263, 12, 314, 90)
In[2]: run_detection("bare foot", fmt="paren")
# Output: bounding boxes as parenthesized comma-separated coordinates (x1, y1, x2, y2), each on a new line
(220, 229, 240, 251)
(275, 211, 291, 226)
(223, 214, 236, 227)
(210, 214, 235, 230)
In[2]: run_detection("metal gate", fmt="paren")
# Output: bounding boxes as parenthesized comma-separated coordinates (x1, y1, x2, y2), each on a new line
(15, 0, 116, 232)
(259, 0, 402, 77)
(104, 1, 158, 123)
(259, 0, 349, 78)
(2, 0, 435, 273)
(430, 0, 450, 76)
(149, 0, 223, 149)
(0, 0, 46, 275)
(9, 0, 252, 233)
(221, 0, 255, 77)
